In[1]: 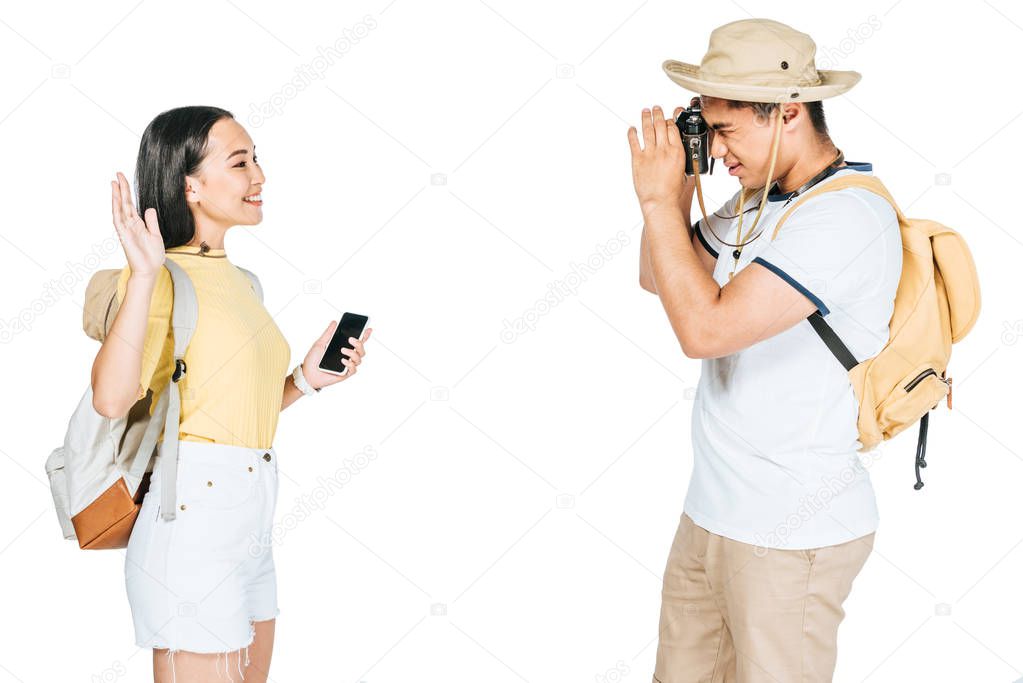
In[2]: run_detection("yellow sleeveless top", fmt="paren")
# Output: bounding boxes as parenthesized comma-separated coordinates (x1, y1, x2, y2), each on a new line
(115, 245, 291, 448)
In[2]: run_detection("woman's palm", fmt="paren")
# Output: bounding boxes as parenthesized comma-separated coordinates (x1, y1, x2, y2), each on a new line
(111, 171, 165, 278)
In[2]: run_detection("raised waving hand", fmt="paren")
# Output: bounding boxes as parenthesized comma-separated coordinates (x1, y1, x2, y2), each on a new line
(111, 171, 165, 278)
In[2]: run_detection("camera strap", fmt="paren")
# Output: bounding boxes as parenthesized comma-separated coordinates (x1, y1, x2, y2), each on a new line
(694, 111, 784, 279)
(773, 148, 845, 207)
(695, 114, 846, 280)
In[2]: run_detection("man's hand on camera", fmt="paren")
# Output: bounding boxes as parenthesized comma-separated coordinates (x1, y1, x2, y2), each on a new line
(628, 105, 693, 218)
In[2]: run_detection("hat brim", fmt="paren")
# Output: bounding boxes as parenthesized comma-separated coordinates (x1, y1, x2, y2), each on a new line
(662, 60, 860, 103)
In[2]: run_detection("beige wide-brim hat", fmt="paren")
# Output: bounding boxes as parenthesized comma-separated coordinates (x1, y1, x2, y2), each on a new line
(663, 18, 861, 103)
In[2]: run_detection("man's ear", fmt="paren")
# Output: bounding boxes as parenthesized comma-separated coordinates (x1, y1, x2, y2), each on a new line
(781, 102, 802, 125)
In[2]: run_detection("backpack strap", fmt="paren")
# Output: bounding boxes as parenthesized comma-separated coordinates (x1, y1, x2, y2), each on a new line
(126, 382, 170, 492)
(769, 173, 905, 241)
(807, 311, 858, 371)
(768, 172, 904, 370)
(772, 175, 934, 489)
(128, 263, 260, 515)
(158, 258, 199, 520)
(121, 260, 199, 521)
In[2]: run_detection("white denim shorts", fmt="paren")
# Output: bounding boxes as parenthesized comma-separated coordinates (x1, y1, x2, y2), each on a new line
(125, 440, 280, 662)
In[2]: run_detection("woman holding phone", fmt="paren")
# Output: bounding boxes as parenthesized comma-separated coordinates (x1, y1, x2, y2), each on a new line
(91, 105, 372, 682)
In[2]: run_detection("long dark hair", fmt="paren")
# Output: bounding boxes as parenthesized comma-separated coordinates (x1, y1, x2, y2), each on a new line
(135, 106, 234, 247)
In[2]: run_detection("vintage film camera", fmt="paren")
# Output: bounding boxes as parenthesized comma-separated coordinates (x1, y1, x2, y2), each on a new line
(674, 99, 716, 176)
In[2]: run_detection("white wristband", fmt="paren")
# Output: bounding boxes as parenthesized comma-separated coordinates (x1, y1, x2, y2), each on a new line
(292, 363, 321, 396)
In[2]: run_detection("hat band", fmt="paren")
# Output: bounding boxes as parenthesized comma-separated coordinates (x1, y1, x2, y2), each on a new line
(697, 68, 823, 88)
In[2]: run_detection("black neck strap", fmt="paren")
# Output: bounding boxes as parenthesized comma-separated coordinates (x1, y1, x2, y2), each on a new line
(770, 149, 845, 201)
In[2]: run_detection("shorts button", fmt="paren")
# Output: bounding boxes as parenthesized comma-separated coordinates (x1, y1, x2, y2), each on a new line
(207, 480, 213, 487)
(180, 504, 186, 511)
(263, 452, 272, 462)
(248, 466, 254, 472)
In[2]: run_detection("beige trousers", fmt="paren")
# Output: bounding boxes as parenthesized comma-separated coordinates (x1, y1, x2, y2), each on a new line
(653, 513, 874, 683)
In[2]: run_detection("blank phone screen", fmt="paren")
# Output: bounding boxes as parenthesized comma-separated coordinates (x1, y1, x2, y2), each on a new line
(319, 313, 369, 374)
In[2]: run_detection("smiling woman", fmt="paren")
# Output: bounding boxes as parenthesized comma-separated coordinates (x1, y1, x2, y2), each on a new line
(89, 105, 373, 681)
(133, 107, 266, 250)
(87, 106, 291, 682)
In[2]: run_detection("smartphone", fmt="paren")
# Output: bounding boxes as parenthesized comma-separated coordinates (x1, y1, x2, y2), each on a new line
(318, 312, 370, 376)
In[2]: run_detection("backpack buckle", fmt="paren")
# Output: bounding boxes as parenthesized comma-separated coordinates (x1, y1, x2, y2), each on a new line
(172, 358, 187, 383)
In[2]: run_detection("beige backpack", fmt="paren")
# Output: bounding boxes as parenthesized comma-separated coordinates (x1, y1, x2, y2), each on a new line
(771, 174, 982, 489)
(45, 261, 262, 548)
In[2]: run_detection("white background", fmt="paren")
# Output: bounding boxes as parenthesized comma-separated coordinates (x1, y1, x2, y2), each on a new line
(2, 0, 1021, 681)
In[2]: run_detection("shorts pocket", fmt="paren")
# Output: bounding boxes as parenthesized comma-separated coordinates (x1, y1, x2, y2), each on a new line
(180, 460, 257, 510)
(125, 501, 160, 580)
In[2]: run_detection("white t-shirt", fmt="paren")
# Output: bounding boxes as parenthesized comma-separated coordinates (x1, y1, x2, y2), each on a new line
(685, 162, 902, 549)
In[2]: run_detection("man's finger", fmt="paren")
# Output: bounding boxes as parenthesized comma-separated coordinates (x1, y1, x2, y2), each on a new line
(652, 106, 667, 147)
(627, 126, 641, 155)
(641, 108, 655, 150)
(665, 116, 682, 147)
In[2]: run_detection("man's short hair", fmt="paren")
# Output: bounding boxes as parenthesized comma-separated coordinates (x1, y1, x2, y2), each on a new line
(719, 99, 830, 142)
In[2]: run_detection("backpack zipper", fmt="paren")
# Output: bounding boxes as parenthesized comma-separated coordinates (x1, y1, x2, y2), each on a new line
(904, 367, 952, 396)
(904, 368, 937, 391)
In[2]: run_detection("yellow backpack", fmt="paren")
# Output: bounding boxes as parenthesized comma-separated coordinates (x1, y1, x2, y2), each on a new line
(771, 174, 982, 490)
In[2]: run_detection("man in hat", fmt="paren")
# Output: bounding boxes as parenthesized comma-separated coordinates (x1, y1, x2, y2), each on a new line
(627, 18, 902, 682)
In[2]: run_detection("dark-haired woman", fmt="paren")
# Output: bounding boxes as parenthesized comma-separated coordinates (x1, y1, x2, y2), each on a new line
(91, 106, 372, 682)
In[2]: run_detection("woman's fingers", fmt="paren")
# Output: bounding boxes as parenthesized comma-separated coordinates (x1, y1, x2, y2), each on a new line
(142, 207, 161, 238)
(117, 172, 136, 224)
(111, 180, 123, 232)
(348, 335, 367, 357)
(342, 328, 372, 366)
(316, 320, 338, 349)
